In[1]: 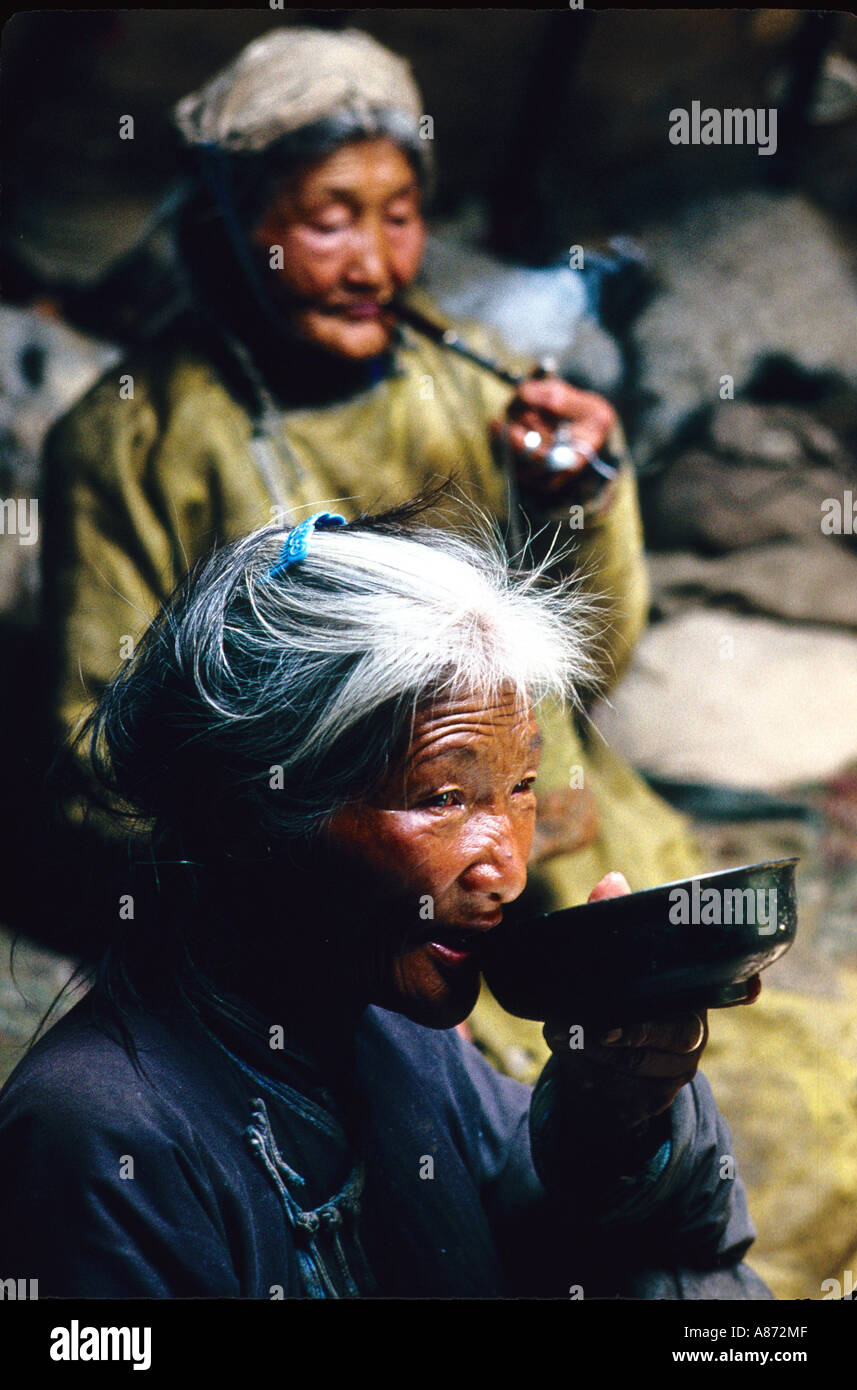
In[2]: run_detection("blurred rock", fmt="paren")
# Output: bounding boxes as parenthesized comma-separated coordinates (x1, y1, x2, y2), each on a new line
(0, 305, 118, 624)
(647, 542, 857, 630)
(592, 610, 857, 790)
(421, 218, 625, 394)
(630, 192, 857, 467)
(0, 306, 119, 470)
(643, 399, 856, 556)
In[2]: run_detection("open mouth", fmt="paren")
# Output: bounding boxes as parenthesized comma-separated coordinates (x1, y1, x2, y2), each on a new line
(343, 303, 383, 319)
(323, 300, 393, 321)
(422, 922, 500, 967)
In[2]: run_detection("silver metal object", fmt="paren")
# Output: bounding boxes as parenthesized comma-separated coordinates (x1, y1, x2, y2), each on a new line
(544, 442, 577, 472)
(545, 433, 621, 479)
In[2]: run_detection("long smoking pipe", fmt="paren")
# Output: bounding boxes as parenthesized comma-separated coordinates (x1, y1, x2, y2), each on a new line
(392, 298, 619, 481)
(393, 298, 527, 387)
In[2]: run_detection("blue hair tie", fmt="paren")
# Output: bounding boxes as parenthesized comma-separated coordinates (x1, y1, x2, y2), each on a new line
(268, 511, 347, 578)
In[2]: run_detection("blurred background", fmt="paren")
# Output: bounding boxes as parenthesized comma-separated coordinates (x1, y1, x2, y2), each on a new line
(1, 7, 856, 1299)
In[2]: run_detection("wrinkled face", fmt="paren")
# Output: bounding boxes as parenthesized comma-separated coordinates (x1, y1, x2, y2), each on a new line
(250, 138, 426, 359)
(325, 689, 541, 1029)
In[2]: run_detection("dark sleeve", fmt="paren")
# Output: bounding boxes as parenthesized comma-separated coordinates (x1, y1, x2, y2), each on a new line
(449, 1036, 772, 1298)
(0, 1073, 241, 1298)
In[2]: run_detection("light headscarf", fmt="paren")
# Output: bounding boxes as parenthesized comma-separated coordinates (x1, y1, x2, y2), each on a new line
(173, 26, 424, 153)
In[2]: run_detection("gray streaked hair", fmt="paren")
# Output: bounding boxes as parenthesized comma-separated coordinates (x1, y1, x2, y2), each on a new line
(224, 108, 435, 231)
(89, 501, 600, 855)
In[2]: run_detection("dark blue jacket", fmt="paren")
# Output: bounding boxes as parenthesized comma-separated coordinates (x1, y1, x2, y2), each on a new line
(0, 993, 771, 1299)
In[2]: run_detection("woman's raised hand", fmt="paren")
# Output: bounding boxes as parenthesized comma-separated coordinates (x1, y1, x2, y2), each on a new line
(491, 375, 618, 503)
(542, 871, 713, 1132)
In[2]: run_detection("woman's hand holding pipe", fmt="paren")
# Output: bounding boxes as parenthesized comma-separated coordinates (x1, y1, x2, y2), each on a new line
(491, 375, 618, 504)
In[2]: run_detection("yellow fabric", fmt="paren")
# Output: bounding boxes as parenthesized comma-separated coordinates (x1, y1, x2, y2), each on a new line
(700, 975, 857, 1301)
(43, 292, 698, 1028)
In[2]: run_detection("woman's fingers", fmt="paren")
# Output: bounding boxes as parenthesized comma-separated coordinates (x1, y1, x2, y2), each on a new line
(489, 377, 617, 492)
(587, 870, 631, 902)
(597, 1011, 708, 1053)
(514, 378, 617, 441)
(489, 419, 588, 491)
(546, 1013, 707, 1063)
(542, 1024, 702, 1126)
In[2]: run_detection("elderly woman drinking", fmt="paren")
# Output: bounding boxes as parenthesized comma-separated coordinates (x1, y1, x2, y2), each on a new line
(0, 503, 769, 1298)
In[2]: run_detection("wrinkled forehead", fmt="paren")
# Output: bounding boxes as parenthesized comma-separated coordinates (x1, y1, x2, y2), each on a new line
(403, 688, 541, 769)
(256, 136, 423, 213)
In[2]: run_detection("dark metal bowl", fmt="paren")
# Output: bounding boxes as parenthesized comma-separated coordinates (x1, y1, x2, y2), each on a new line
(481, 858, 798, 1023)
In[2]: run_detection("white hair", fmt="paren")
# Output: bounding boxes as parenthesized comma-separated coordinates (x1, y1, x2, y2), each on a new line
(92, 506, 601, 849)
